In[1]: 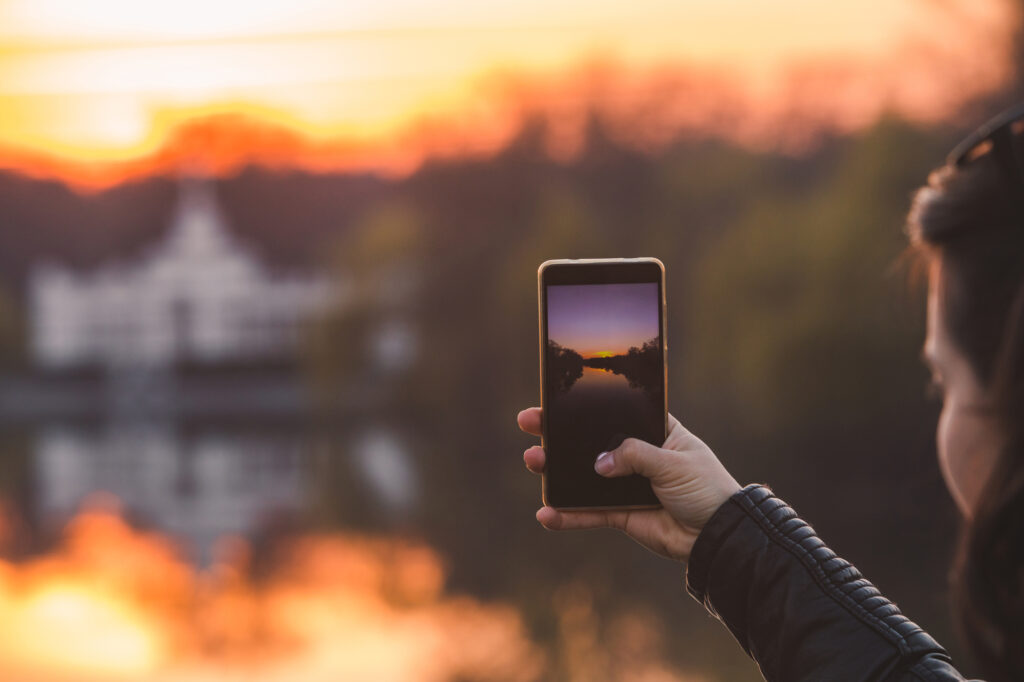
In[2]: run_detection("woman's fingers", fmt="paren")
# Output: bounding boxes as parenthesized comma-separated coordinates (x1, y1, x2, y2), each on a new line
(594, 437, 673, 479)
(523, 445, 546, 473)
(517, 407, 542, 436)
(536, 506, 627, 531)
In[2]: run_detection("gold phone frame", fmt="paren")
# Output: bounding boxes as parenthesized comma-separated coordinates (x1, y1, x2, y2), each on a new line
(537, 257, 667, 511)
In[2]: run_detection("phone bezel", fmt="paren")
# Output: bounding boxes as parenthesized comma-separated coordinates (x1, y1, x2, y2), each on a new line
(537, 257, 668, 510)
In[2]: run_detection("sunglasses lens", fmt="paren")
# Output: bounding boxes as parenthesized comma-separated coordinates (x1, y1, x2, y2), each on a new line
(962, 138, 995, 165)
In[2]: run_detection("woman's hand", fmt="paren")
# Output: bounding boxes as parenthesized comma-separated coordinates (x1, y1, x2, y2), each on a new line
(518, 408, 741, 563)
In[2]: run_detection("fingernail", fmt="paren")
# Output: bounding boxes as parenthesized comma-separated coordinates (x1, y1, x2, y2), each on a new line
(594, 451, 614, 475)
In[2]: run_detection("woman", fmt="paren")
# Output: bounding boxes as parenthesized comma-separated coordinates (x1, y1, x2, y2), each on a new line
(518, 104, 1024, 681)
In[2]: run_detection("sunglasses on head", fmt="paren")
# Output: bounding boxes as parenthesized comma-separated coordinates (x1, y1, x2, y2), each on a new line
(947, 103, 1024, 189)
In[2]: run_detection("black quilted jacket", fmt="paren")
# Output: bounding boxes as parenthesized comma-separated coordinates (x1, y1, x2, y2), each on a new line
(685, 484, 976, 681)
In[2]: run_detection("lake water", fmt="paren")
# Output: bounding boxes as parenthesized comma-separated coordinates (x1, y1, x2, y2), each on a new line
(546, 365, 662, 505)
(555, 366, 661, 448)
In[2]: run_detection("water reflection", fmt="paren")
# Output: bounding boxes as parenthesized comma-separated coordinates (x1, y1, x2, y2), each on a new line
(553, 365, 660, 431)
(0, 501, 548, 682)
(572, 365, 628, 390)
(34, 423, 307, 564)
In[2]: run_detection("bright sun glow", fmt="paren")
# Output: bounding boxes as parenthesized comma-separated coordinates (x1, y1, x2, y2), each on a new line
(0, 582, 164, 675)
(0, 507, 548, 681)
(0, 0, 1016, 186)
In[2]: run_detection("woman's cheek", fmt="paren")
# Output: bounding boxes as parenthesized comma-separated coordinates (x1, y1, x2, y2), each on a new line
(937, 400, 995, 517)
(936, 402, 970, 515)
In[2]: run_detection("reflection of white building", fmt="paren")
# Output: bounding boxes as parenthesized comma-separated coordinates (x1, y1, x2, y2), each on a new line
(35, 424, 306, 564)
(29, 178, 342, 368)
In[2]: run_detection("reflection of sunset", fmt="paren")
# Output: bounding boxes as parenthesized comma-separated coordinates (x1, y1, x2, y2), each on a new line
(0, 501, 547, 681)
(0, 500, 707, 680)
(0, 0, 1017, 187)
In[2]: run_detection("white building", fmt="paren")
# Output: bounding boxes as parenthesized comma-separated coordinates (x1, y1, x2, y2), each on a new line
(29, 178, 343, 369)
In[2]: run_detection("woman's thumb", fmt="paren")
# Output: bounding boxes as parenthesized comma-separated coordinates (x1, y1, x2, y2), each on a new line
(594, 438, 666, 479)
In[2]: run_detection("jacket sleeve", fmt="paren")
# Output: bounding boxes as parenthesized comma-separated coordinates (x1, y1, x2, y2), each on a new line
(685, 484, 974, 682)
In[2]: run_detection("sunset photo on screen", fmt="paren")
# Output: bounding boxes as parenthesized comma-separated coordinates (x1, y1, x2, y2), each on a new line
(545, 282, 662, 429)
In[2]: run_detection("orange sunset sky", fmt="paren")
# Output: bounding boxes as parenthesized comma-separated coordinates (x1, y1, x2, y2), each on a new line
(0, 0, 1017, 187)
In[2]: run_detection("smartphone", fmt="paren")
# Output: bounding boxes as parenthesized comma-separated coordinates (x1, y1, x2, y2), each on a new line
(537, 258, 667, 510)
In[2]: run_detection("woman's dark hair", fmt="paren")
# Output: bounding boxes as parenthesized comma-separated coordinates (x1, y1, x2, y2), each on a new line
(906, 148, 1024, 681)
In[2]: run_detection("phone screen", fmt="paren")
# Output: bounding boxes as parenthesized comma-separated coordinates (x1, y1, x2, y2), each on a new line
(541, 261, 664, 508)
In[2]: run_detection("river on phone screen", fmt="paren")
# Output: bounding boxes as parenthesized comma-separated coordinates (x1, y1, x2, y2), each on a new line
(552, 366, 661, 455)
